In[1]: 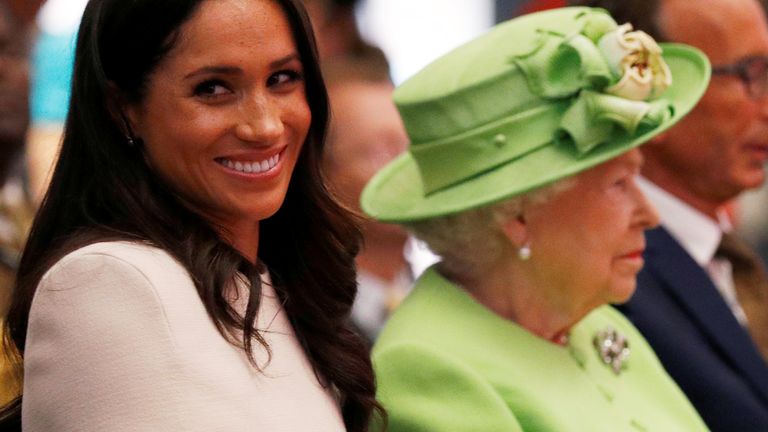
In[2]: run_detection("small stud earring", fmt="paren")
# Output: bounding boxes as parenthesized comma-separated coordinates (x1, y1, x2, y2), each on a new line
(518, 243, 531, 261)
(126, 135, 143, 147)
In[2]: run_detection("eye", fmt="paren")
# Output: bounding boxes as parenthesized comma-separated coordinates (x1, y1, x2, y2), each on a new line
(611, 175, 631, 191)
(193, 79, 231, 98)
(267, 69, 304, 88)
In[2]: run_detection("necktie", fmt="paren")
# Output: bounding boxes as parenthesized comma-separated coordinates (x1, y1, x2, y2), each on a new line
(716, 233, 768, 362)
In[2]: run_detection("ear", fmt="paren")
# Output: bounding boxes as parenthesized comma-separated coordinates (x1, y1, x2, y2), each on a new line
(500, 212, 529, 250)
(106, 81, 141, 138)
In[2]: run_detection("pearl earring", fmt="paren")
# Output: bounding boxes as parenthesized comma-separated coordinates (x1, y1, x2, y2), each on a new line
(518, 243, 532, 261)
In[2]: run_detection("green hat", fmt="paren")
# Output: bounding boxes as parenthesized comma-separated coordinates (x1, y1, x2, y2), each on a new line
(361, 7, 710, 222)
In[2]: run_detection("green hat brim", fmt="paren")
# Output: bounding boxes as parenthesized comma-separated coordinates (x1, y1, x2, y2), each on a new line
(361, 44, 710, 223)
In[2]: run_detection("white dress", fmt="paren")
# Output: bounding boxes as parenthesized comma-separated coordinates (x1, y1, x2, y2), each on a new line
(22, 241, 346, 431)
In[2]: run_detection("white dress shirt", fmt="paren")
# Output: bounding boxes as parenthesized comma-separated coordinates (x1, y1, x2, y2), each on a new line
(638, 177, 747, 325)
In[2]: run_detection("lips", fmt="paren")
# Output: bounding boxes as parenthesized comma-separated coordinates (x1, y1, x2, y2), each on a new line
(744, 143, 768, 161)
(619, 249, 645, 260)
(214, 147, 285, 176)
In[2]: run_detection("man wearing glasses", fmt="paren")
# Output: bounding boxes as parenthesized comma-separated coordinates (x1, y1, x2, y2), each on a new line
(571, 0, 768, 430)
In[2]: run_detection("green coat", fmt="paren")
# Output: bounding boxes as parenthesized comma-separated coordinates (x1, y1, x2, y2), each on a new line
(372, 267, 709, 432)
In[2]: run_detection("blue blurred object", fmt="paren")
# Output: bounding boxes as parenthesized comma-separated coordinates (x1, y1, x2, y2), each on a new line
(30, 30, 76, 123)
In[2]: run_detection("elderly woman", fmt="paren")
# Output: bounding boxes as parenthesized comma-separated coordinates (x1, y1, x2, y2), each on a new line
(362, 7, 712, 432)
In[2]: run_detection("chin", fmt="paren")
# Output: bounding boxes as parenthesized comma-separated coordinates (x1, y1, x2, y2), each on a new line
(607, 281, 638, 305)
(735, 166, 767, 191)
(248, 199, 287, 221)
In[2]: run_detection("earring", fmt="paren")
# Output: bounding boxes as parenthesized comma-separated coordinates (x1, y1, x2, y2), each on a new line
(518, 243, 531, 261)
(126, 135, 143, 147)
(120, 112, 141, 147)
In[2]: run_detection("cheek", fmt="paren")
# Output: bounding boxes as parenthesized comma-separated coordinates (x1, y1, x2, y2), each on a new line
(696, 87, 755, 141)
(140, 120, 220, 201)
(141, 107, 227, 172)
(534, 223, 604, 281)
(577, 205, 634, 272)
(285, 93, 312, 140)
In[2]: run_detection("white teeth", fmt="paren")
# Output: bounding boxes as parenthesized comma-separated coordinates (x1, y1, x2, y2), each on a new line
(218, 153, 280, 174)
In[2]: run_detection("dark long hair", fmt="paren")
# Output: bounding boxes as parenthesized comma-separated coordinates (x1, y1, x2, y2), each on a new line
(0, 0, 380, 430)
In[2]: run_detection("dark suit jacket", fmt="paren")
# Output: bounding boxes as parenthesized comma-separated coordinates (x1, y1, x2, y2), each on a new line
(617, 227, 768, 432)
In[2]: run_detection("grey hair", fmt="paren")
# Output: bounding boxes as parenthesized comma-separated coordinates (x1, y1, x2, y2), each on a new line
(406, 178, 574, 279)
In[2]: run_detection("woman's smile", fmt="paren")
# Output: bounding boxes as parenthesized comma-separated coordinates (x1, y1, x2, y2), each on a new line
(214, 147, 285, 178)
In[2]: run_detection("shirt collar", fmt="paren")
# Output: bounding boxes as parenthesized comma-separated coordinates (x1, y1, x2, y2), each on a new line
(638, 176, 731, 266)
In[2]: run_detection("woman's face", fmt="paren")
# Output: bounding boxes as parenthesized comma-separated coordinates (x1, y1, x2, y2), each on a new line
(522, 149, 659, 315)
(126, 0, 310, 243)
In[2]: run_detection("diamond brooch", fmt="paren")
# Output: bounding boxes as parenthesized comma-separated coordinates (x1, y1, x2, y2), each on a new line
(593, 326, 630, 375)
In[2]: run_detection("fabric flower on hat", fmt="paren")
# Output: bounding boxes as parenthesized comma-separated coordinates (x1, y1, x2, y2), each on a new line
(598, 23, 672, 101)
(511, 13, 676, 155)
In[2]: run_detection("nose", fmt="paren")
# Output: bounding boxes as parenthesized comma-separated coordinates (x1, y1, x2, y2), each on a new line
(631, 181, 660, 230)
(234, 93, 284, 144)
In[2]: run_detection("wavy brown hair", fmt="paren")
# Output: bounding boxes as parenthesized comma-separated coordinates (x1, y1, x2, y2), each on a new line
(0, 0, 380, 430)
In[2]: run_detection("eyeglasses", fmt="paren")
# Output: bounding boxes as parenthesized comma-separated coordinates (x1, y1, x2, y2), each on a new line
(712, 55, 768, 99)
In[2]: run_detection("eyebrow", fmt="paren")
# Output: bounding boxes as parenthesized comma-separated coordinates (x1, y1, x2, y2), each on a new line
(183, 53, 301, 80)
(624, 154, 644, 171)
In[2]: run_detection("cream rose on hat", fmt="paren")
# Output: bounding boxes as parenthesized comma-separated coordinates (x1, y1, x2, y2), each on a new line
(599, 23, 673, 101)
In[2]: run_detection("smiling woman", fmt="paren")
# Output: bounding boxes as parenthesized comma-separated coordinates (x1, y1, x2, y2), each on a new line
(0, 0, 379, 431)
(123, 0, 313, 261)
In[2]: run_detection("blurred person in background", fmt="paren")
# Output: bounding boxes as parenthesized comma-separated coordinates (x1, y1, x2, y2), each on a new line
(24, 0, 85, 204)
(301, 0, 378, 61)
(738, 184, 768, 268)
(0, 0, 42, 406)
(739, 0, 768, 269)
(572, 0, 768, 430)
(363, 7, 711, 431)
(322, 52, 411, 344)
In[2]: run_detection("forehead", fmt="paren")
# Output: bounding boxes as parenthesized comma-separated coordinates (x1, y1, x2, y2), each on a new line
(661, 0, 768, 63)
(576, 150, 642, 182)
(168, 0, 295, 63)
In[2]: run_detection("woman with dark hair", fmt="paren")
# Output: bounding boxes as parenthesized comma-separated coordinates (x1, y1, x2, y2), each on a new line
(0, 0, 378, 430)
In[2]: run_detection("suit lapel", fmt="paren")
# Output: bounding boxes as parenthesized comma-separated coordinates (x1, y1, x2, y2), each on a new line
(644, 227, 768, 402)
